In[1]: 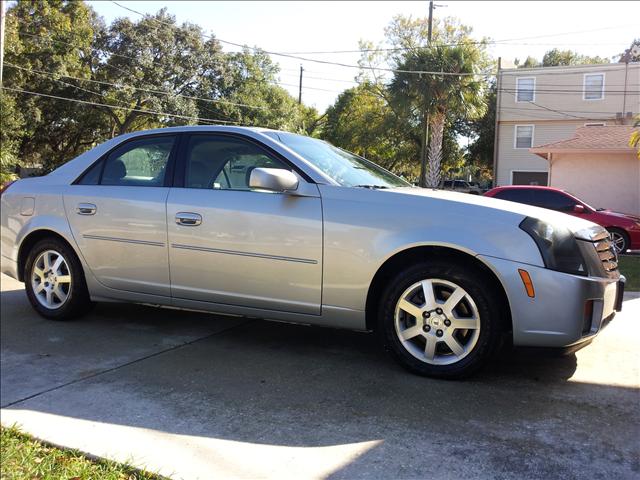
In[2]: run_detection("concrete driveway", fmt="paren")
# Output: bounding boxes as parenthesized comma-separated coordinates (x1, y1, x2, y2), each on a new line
(1, 273, 639, 479)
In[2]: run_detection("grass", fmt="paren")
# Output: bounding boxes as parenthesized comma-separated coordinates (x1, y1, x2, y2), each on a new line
(618, 255, 640, 292)
(0, 426, 162, 480)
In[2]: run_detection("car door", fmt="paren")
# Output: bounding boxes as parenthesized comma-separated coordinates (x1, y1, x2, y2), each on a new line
(64, 135, 177, 296)
(166, 133, 323, 315)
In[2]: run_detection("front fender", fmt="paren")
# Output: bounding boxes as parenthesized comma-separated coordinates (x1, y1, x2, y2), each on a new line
(319, 185, 543, 311)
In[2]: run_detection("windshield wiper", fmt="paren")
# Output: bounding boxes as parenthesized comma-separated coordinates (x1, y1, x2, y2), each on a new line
(354, 184, 389, 189)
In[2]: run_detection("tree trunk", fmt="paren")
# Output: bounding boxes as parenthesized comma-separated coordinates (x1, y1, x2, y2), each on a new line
(425, 112, 445, 188)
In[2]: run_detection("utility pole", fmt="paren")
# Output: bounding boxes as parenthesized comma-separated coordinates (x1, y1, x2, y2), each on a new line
(492, 57, 502, 188)
(298, 65, 303, 105)
(427, 0, 434, 43)
(0, 0, 6, 87)
(419, 0, 435, 187)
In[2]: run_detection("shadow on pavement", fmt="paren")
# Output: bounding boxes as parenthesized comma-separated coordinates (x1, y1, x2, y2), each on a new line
(2, 286, 638, 479)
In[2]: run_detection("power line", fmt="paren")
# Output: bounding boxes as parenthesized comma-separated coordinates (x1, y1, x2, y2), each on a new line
(278, 41, 633, 55)
(4, 62, 269, 110)
(497, 87, 640, 95)
(501, 90, 587, 119)
(110, 1, 493, 77)
(107, 2, 635, 56)
(1, 86, 243, 125)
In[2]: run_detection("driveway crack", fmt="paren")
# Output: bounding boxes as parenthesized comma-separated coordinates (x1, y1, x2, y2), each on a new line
(1, 319, 253, 409)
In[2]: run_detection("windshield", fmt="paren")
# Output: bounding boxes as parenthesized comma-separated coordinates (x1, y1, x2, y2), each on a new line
(566, 191, 598, 211)
(264, 131, 410, 188)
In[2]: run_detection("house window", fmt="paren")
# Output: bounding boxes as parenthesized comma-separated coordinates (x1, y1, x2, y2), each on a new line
(511, 171, 548, 186)
(514, 125, 534, 149)
(584, 74, 604, 100)
(516, 77, 535, 102)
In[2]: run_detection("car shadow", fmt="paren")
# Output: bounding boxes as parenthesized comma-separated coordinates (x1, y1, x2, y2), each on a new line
(2, 287, 638, 479)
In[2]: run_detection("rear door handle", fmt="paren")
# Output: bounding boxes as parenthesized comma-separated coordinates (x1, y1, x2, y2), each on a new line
(175, 212, 202, 226)
(76, 203, 97, 215)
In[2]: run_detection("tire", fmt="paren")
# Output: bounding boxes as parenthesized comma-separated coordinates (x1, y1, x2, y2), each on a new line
(606, 228, 629, 255)
(378, 260, 504, 379)
(24, 238, 93, 320)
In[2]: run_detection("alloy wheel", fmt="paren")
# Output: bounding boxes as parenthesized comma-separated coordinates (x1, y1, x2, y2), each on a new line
(394, 278, 481, 365)
(609, 231, 627, 254)
(31, 250, 72, 309)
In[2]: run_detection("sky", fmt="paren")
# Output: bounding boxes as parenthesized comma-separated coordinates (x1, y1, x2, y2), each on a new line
(87, 1, 639, 111)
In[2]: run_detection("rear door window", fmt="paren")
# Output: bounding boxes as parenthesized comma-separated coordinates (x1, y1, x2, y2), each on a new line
(77, 136, 176, 186)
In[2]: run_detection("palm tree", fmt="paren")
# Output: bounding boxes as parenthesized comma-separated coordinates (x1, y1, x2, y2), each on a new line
(390, 44, 487, 187)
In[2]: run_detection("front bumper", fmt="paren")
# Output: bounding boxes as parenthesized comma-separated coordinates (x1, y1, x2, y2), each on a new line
(480, 255, 623, 348)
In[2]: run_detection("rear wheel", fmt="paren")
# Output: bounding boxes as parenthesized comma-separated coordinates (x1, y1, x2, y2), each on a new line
(24, 238, 93, 320)
(378, 260, 504, 379)
(607, 228, 629, 254)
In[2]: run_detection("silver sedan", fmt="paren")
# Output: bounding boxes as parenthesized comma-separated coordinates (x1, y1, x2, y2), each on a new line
(0, 126, 625, 378)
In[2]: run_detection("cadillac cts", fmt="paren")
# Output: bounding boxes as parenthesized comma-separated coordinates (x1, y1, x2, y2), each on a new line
(0, 127, 625, 378)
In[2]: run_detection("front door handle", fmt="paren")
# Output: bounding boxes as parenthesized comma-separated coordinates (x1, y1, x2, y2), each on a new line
(76, 203, 97, 215)
(175, 212, 202, 226)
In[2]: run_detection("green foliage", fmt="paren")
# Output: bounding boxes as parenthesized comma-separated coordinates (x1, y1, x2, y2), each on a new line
(465, 84, 496, 169)
(618, 255, 640, 292)
(323, 15, 491, 184)
(4, 0, 103, 172)
(0, 93, 25, 181)
(619, 39, 640, 62)
(3, 1, 315, 174)
(209, 49, 317, 133)
(517, 48, 609, 68)
(322, 82, 418, 178)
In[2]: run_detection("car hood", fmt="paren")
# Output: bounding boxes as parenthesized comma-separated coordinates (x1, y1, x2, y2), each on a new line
(386, 187, 605, 239)
(596, 209, 640, 223)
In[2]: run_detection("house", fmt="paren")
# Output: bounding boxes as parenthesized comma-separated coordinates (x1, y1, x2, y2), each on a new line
(493, 62, 640, 187)
(529, 125, 639, 214)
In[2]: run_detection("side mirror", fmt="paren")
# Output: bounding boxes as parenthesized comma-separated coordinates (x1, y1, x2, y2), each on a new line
(573, 204, 586, 214)
(249, 168, 299, 193)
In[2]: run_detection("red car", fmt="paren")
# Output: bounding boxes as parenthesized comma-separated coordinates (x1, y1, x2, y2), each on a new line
(484, 186, 640, 254)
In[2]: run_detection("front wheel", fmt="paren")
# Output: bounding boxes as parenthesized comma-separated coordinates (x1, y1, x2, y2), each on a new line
(24, 238, 93, 320)
(378, 260, 504, 379)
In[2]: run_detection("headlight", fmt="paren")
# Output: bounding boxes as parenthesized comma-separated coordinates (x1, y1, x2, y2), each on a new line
(520, 217, 587, 276)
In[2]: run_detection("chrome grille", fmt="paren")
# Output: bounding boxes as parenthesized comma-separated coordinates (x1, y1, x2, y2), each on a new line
(594, 237, 618, 272)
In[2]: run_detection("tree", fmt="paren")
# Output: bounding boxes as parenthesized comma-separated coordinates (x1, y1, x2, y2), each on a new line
(2, 1, 315, 175)
(3, 0, 106, 172)
(462, 83, 496, 177)
(619, 39, 640, 62)
(92, 8, 228, 136)
(517, 49, 609, 68)
(353, 15, 492, 186)
(387, 38, 489, 186)
(323, 82, 418, 178)
(207, 49, 318, 134)
(542, 49, 608, 66)
(0, 93, 25, 182)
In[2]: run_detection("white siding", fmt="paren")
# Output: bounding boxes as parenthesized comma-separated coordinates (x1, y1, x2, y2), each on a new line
(495, 63, 640, 186)
(496, 121, 585, 186)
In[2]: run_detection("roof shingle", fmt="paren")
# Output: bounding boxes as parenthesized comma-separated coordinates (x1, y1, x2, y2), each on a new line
(530, 125, 638, 153)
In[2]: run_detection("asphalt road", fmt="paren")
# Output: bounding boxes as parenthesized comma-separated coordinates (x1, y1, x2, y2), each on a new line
(1, 273, 639, 480)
